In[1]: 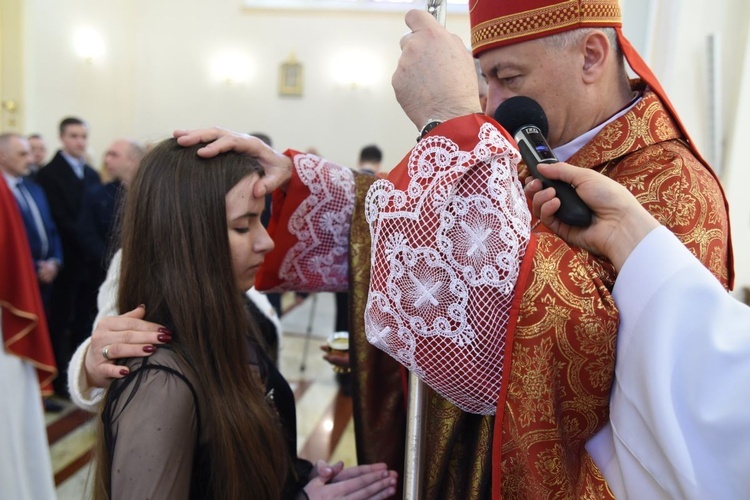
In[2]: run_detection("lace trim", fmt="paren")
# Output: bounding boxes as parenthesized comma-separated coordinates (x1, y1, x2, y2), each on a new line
(278, 154, 355, 291)
(364, 123, 531, 414)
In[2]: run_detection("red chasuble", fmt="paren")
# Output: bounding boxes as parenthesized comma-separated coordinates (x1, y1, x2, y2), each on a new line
(257, 94, 732, 497)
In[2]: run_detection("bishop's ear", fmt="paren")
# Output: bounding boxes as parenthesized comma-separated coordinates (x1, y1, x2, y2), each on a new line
(580, 29, 611, 83)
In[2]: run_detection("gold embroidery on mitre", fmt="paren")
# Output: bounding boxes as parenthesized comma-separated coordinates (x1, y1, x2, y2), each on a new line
(471, 0, 621, 52)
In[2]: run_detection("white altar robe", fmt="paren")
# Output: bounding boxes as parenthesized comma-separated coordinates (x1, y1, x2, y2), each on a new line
(0, 311, 56, 500)
(587, 226, 750, 498)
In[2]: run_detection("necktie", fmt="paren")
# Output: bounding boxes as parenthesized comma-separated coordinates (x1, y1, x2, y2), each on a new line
(15, 180, 50, 258)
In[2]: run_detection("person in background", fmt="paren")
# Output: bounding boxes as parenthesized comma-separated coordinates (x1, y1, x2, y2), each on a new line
(27, 133, 48, 179)
(357, 145, 383, 177)
(526, 161, 750, 498)
(1, 133, 63, 414)
(0, 174, 57, 499)
(90, 138, 397, 499)
(76, 138, 145, 271)
(36, 116, 101, 398)
(0, 133, 63, 316)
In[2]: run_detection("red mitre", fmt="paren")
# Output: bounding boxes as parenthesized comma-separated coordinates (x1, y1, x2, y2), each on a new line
(469, 0, 621, 56)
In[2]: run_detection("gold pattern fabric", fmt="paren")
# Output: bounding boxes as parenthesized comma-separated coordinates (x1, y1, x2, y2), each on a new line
(350, 86, 731, 499)
(349, 175, 408, 498)
(567, 85, 732, 288)
(499, 235, 618, 498)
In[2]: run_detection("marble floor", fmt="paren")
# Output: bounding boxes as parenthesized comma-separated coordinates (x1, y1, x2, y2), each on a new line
(48, 292, 357, 499)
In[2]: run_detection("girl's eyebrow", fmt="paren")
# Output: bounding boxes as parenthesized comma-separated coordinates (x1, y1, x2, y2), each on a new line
(230, 212, 257, 222)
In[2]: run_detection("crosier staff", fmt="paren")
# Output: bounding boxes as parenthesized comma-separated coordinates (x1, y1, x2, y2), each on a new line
(402, 3, 447, 498)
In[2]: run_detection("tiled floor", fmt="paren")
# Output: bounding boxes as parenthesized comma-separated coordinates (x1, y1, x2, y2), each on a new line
(49, 292, 356, 498)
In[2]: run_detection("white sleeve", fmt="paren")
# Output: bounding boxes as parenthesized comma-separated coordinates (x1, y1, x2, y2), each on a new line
(67, 250, 121, 412)
(245, 286, 282, 349)
(588, 226, 750, 499)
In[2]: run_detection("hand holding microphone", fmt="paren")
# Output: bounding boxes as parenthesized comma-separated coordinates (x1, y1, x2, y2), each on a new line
(494, 96, 593, 227)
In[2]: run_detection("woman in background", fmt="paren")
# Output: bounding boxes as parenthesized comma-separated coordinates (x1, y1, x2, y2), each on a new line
(93, 139, 396, 499)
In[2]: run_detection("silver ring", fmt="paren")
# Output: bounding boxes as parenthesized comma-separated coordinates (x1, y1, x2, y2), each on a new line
(102, 345, 112, 361)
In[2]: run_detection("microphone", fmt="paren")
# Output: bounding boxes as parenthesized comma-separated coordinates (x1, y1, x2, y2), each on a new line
(494, 96, 592, 227)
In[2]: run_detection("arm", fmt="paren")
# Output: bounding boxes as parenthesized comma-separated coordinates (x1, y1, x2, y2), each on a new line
(607, 227, 750, 498)
(363, 113, 531, 415)
(256, 152, 355, 293)
(174, 128, 356, 292)
(69, 250, 170, 411)
(30, 183, 63, 281)
(393, 10, 482, 130)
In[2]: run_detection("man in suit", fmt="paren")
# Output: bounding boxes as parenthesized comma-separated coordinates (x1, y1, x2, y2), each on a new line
(0, 133, 64, 412)
(36, 117, 101, 397)
(77, 138, 144, 269)
(0, 133, 63, 314)
(27, 133, 47, 179)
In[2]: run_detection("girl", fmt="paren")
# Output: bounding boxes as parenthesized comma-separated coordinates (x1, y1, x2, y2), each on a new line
(93, 139, 396, 499)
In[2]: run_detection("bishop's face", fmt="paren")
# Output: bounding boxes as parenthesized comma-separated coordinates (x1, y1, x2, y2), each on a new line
(479, 37, 589, 148)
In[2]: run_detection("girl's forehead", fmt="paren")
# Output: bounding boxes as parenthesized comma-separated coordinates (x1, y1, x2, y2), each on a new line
(226, 174, 264, 216)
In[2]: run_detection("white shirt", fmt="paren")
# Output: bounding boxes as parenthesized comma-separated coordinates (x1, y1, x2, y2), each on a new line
(60, 150, 86, 179)
(586, 226, 750, 498)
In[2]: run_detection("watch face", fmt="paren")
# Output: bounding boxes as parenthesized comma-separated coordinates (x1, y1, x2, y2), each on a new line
(418, 120, 442, 141)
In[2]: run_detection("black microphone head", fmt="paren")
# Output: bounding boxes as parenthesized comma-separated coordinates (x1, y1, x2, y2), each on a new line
(493, 96, 549, 138)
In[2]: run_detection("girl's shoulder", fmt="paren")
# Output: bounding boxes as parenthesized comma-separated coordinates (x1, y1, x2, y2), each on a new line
(114, 346, 201, 413)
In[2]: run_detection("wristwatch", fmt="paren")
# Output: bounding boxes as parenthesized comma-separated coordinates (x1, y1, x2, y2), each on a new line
(417, 120, 443, 142)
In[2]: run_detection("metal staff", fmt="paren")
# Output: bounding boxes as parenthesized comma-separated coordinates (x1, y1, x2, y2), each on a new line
(427, 0, 447, 26)
(402, 4, 447, 498)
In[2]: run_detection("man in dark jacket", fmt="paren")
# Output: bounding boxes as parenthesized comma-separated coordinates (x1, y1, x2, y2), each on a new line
(35, 116, 101, 397)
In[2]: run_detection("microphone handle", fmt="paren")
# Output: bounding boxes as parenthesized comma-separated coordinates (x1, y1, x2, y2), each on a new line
(516, 136, 593, 227)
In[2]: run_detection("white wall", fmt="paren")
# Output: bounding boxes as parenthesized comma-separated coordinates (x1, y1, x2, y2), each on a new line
(722, 26, 750, 295)
(22, 1, 469, 170)
(17, 0, 750, 289)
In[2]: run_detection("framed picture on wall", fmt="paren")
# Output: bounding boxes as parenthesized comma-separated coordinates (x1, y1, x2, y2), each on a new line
(279, 55, 303, 97)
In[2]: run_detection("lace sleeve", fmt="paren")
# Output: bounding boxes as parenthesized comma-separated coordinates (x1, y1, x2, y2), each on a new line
(257, 153, 355, 293)
(364, 117, 532, 415)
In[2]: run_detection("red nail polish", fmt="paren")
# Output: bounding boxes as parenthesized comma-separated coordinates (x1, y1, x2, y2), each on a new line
(120, 369, 129, 376)
(143, 345, 156, 353)
(158, 327, 172, 335)
(157, 334, 172, 343)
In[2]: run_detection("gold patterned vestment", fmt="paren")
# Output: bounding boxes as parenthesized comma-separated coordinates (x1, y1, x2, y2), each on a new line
(257, 85, 732, 499)
(347, 86, 732, 500)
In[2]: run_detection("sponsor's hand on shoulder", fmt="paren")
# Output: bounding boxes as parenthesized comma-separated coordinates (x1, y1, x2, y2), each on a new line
(84, 305, 171, 387)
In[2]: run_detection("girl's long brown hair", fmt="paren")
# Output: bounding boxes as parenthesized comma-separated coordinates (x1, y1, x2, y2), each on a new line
(93, 139, 289, 499)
